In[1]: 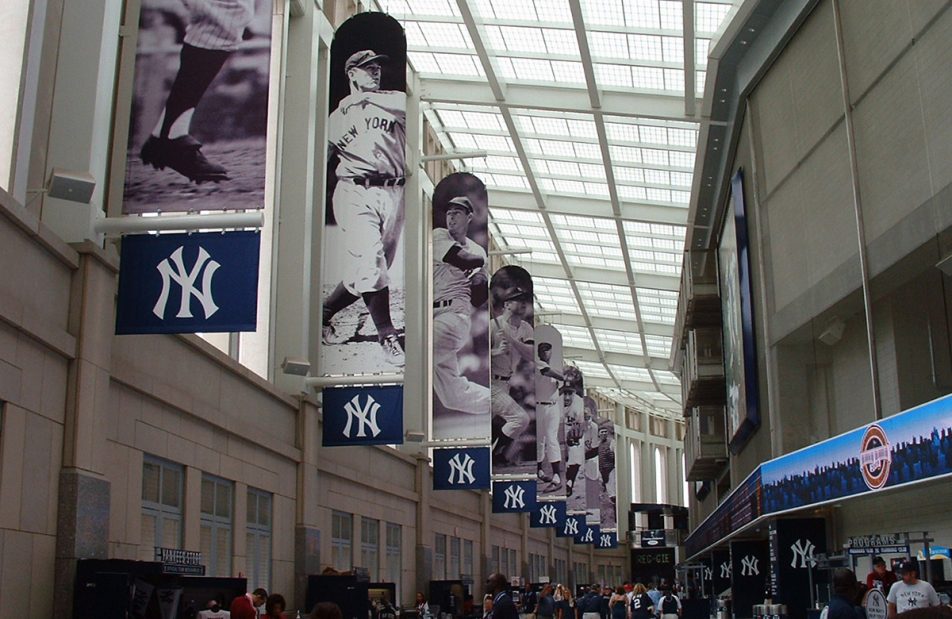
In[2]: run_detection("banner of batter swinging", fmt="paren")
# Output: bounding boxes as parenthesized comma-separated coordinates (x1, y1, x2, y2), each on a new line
(489, 265, 536, 475)
(319, 13, 408, 375)
(431, 173, 492, 440)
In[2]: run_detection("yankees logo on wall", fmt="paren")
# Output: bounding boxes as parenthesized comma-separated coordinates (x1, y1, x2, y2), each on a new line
(491, 480, 537, 514)
(433, 448, 490, 490)
(530, 500, 567, 529)
(122, 0, 274, 214)
(322, 385, 403, 446)
(116, 231, 260, 334)
(490, 265, 536, 475)
(319, 13, 408, 376)
(431, 173, 491, 441)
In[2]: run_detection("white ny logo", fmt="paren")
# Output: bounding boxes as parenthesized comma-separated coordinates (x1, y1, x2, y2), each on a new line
(539, 505, 557, 525)
(564, 518, 579, 536)
(447, 453, 475, 485)
(790, 539, 817, 569)
(583, 529, 593, 542)
(342, 394, 382, 438)
(704, 567, 713, 581)
(720, 562, 731, 579)
(503, 484, 525, 509)
(741, 555, 759, 576)
(153, 246, 220, 319)
(600, 534, 612, 547)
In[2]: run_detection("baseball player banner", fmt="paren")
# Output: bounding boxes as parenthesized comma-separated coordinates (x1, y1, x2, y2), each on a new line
(322, 385, 404, 447)
(596, 530, 618, 549)
(590, 417, 617, 531)
(122, 0, 274, 214)
(433, 447, 490, 491)
(490, 265, 536, 474)
(116, 231, 260, 334)
(530, 499, 567, 529)
(319, 13, 408, 375)
(561, 365, 588, 513)
(535, 325, 565, 498)
(431, 173, 491, 440)
(491, 480, 537, 514)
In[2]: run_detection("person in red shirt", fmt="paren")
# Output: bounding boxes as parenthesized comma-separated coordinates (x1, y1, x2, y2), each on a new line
(865, 557, 898, 595)
(231, 588, 268, 619)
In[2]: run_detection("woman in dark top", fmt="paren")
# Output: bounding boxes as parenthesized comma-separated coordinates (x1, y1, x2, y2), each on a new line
(629, 584, 654, 619)
(610, 587, 627, 619)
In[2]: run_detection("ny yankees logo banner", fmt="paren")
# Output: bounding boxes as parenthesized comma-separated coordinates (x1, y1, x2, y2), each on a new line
(530, 500, 566, 529)
(122, 0, 275, 214)
(491, 480, 537, 514)
(116, 231, 260, 334)
(558, 514, 581, 539)
(769, 518, 827, 618)
(490, 265, 536, 475)
(711, 550, 731, 596)
(431, 173, 491, 441)
(596, 530, 618, 549)
(730, 540, 769, 619)
(433, 447, 490, 490)
(574, 522, 595, 545)
(322, 385, 403, 446)
(319, 13, 408, 376)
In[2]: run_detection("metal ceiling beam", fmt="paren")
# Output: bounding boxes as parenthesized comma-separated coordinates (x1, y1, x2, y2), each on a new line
(419, 77, 695, 121)
(488, 189, 689, 225)
(517, 261, 680, 291)
(561, 345, 675, 370)
(423, 123, 697, 153)
(683, 0, 697, 118)
(409, 45, 687, 71)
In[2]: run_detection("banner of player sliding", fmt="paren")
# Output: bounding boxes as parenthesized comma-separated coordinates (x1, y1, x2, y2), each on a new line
(685, 391, 952, 557)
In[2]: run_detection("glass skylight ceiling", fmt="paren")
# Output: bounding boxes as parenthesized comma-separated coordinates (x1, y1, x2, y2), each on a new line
(382, 0, 741, 418)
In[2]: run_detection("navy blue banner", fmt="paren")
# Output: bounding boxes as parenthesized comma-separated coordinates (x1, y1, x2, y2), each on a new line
(492, 480, 536, 513)
(530, 501, 566, 528)
(116, 231, 260, 334)
(596, 530, 618, 549)
(559, 514, 582, 539)
(322, 385, 404, 446)
(433, 448, 490, 490)
(574, 522, 595, 545)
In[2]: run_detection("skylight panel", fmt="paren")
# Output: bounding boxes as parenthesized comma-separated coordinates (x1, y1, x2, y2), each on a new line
(573, 361, 610, 379)
(572, 142, 601, 159)
(629, 35, 663, 62)
(589, 32, 629, 59)
(493, 0, 540, 21)
(553, 179, 585, 194)
(434, 53, 483, 76)
(470, 0, 498, 18)
(594, 64, 632, 88)
(489, 174, 530, 189)
(539, 140, 576, 157)
(511, 58, 555, 81)
(606, 122, 640, 143)
(697, 71, 707, 95)
(610, 145, 642, 163)
(542, 28, 579, 56)
(533, 0, 574, 24)
(483, 26, 508, 51)
(465, 111, 505, 131)
(658, 1, 683, 31)
(669, 151, 695, 168)
(668, 128, 697, 147)
(567, 119, 597, 139)
(672, 190, 690, 204)
(403, 22, 428, 46)
(408, 52, 441, 73)
(644, 169, 670, 185)
(578, 163, 606, 180)
(614, 167, 645, 183)
(631, 66, 665, 90)
(447, 132, 478, 149)
(546, 160, 580, 177)
(495, 57, 517, 79)
(696, 38, 711, 65)
(643, 334, 671, 357)
(535, 177, 555, 192)
(548, 323, 594, 348)
(423, 22, 472, 48)
(609, 365, 653, 382)
(500, 26, 548, 54)
(472, 134, 514, 151)
(623, 0, 661, 29)
(584, 0, 625, 27)
(646, 188, 672, 203)
(584, 183, 610, 197)
(483, 155, 523, 172)
(641, 148, 669, 166)
(653, 370, 680, 385)
(661, 35, 684, 62)
(696, 2, 733, 34)
(531, 116, 571, 136)
(404, 0, 458, 17)
(435, 109, 466, 128)
(664, 68, 685, 91)
(378, 0, 413, 14)
(550, 61, 587, 84)
(595, 329, 644, 355)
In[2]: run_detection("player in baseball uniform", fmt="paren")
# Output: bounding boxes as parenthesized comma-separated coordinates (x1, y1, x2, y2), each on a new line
(536, 342, 565, 493)
(596, 419, 616, 515)
(561, 385, 585, 499)
(490, 288, 534, 467)
(141, 0, 257, 182)
(321, 50, 407, 366)
(432, 196, 490, 414)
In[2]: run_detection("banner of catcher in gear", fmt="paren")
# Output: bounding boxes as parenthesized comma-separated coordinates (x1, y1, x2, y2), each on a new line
(319, 13, 408, 376)
(489, 266, 535, 474)
(431, 173, 491, 440)
(123, 0, 274, 214)
(583, 397, 617, 531)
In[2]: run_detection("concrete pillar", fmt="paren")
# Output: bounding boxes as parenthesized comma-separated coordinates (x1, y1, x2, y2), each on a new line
(53, 243, 118, 617)
(295, 397, 322, 610)
(415, 456, 433, 598)
(184, 466, 202, 551)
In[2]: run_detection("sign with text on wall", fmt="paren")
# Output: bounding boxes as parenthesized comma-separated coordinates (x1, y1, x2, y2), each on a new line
(322, 385, 404, 446)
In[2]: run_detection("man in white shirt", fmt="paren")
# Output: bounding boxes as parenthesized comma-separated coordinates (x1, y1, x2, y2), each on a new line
(887, 561, 940, 618)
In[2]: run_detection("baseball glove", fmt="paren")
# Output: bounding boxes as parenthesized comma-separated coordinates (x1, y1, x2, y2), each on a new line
(566, 423, 583, 446)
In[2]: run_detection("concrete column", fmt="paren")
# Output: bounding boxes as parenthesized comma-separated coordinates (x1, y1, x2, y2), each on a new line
(479, 491, 491, 584)
(53, 243, 118, 617)
(641, 441, 655, 503)
(521, 514, 529, 581)
(184, 466, 203, 551)
(234, 482, 249, 578)
(295, 397, 322, 610)
(415, 456, 433, 598)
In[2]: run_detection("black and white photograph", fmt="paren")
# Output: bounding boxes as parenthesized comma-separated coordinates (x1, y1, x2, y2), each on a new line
(557, 365, 585, 512)
(319, 12, 408, 375)
(535, 324, 566, 498)
(123, 0, 274, 214)
(431, 172, 491, 440)
(489, 265, 536, 474)
(595, 416, 617, 531)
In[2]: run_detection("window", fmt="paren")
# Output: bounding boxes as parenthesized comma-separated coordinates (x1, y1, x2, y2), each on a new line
(555, 558, 567, 585)
(449, 537, 461, 579)
(386, 523, 402, 599)
(655, 447, 666, 503)
(491, 545, 501, 574)
(246, 488, 272, 591)
(502, 548, 517, 579)
(462, 539, 474, 579)
(141, 457, 183, 561)
(362, 518, 380, 579)
(434, 534, 447, 579)
(529, 553, 547, 583)
(573, 562, 587, 587)
(200, 475, 233, 577)
(630, 443, 641, 502)
(332, 511, 353, 571)
(597, 564, 607, 586)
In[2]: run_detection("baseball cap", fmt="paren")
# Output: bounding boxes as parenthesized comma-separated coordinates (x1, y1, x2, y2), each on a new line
(445, 196, 474, 214)
(558, 384, 575, 394)
(898, 560, 918, 574)
(502, 286, 530, 302)
(872, 556, 886, 566)
(346, 50, 388, 72)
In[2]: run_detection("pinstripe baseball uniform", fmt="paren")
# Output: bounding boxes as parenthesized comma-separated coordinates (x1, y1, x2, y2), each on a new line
(183, 0, 256, 52)
(536, 359, 561, 464)
(490, 317, 532, 437)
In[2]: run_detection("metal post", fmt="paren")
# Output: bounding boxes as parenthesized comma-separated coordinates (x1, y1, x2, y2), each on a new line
(94, 211, 265, 234)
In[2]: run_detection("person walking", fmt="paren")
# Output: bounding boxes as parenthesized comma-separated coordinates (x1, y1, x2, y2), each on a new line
(609, 587, 627, 619)
(657, 587, 681, 619)
(537, 585, 557, 619)
(488, 574, 520, 619)
(825, 568, 864, 619)
(887, 561, 940, 618)
(628, 584, 654, 619)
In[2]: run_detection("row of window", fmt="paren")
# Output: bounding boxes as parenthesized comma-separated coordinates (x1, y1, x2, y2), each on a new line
(433, 534, 475, 580)
(142, 456, 273, 589)
(331, 511, 402, 597)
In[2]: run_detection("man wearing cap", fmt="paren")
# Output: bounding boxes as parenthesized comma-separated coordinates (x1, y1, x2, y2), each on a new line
(887, 561, 940, 618)
(536, 341, 566, 493)
(322, 49, 407, 366)
(490, 288, 534, 467)
(432, 195, 491, 414)
(866, 556, 898, 595)
(562, 384, 587, 499)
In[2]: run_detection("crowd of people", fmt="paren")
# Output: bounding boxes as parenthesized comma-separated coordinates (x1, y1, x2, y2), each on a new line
(476, 580, 684, 619)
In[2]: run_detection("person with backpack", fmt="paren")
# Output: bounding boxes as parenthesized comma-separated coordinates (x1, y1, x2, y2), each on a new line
(657, 587, 680, 619)
(628, 584, 654, 619)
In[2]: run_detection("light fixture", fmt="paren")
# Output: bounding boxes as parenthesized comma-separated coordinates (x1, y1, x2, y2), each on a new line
(405, 431, 426, 443)
(281, 357, 311, 376)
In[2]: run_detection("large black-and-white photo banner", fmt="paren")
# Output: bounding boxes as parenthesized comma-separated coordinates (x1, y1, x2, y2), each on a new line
(123, 0, 275, 213)
(319, 13, 407, 376)
(535, 324, 565, 498)
(431, 173, 491, 440)
(489, 265, 535, 474)
(561, 365, 587, 514)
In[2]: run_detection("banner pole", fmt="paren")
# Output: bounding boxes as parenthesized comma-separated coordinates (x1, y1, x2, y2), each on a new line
(305, 373, 403, 388)
(96, 212, 265, 234)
